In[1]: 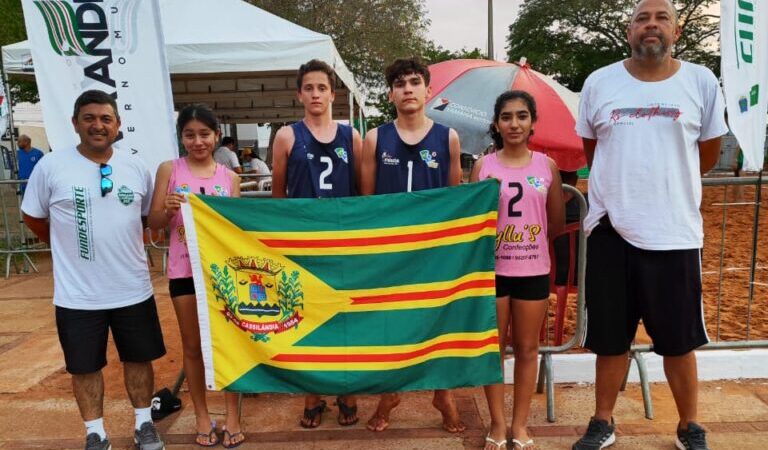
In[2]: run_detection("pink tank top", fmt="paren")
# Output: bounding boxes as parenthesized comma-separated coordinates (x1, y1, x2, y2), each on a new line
(478, 151, 553, 277)
(167, 158, 233, 279)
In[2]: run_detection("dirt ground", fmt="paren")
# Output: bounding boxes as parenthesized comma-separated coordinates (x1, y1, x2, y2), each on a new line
(551, 178, 768, 346)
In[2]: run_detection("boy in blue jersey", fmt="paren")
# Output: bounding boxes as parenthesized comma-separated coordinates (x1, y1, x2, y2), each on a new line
(271, 59, 363, 428)
(360, 57, 464, 433)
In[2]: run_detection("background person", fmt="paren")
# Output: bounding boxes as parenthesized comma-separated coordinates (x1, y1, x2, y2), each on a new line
(16, 134, 44, 195)
(213, 136, 242, 174)
(250, 152, 271, 175)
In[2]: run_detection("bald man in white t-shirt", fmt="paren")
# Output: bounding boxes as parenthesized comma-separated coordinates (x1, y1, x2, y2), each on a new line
(571, 1, 726, 450)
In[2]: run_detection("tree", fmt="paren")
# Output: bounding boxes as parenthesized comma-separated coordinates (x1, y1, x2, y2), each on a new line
(250, 0, 463, 155)
(0, 0, 39, 103)
(248, 0, 430, 93)
(506, 0, 719, 91)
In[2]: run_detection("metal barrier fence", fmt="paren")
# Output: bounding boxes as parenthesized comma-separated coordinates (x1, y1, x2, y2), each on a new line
(628, 175, 767, 420)
(0, 179, 47, 278)
(532, 177, 766, 423)
(239, 173, 272, 192)
(534, 184, 588, 422)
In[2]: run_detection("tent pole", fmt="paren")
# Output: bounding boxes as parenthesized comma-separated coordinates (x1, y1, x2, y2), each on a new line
(349, 92, 354, 129)
(0, 51, 20, 178)
(358, 101, 364, 137)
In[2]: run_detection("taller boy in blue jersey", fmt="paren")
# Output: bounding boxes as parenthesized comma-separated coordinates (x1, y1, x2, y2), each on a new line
(360, 57, 464, 433)
(271, 59, 363, 428)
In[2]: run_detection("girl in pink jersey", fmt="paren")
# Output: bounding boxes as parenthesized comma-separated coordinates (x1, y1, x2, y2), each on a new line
(148, 105, 244, 448)
(471, 91, 564, 450)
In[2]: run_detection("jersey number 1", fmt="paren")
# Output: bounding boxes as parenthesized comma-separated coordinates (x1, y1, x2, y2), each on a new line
(406, 161, 414, 192)
(319, 156, 333, 190)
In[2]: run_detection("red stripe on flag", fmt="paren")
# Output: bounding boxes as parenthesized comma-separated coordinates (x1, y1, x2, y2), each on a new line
(271, 336, 499, 363)
(351, 278, 495, 305)
(261, 219, 496, 248)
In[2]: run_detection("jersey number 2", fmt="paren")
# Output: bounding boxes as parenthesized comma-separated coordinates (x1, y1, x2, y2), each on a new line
(507, 182, 523, 217)
(319, 156, 333, 190)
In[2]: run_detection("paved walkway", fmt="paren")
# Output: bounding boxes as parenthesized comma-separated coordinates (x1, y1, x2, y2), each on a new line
(1, 253, 766, 449)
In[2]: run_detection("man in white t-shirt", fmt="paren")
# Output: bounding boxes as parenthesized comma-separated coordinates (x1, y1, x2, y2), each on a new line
(250, 155, 271, 175)
(213, 136, 242, 173)
(571, 1, 727, 450)
(21, 90, 166, 450)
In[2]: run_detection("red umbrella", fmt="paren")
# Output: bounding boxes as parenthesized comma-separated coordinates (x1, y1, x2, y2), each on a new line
(426, 59, 586, 171)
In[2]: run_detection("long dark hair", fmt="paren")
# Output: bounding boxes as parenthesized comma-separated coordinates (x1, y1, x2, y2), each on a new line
(488, 90, 537, 149)
(176, 104, 219, 136)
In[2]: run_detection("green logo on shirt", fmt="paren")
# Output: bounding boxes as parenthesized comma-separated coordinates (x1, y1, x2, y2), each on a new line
(72, 186, 93, 261)
(117, 185, 135, 205)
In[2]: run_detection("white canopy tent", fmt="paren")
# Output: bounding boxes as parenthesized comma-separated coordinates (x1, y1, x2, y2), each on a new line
(2, 0, 365, 124)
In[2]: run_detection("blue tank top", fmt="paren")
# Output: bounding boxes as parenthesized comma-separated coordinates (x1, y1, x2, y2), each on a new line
(374, 122, 451, 194)
(286, 121, 356, 198)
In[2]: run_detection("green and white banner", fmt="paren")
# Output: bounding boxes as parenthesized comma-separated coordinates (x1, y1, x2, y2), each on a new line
(20, 0, 177, 175)
(721, 0, 768, 171)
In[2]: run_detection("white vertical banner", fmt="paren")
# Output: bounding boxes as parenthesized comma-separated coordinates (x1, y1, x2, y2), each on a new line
(20, 0, 177, 176)
(721, 0, 768, 172)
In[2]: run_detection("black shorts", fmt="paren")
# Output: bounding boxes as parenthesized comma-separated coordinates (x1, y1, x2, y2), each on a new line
(495, 274, 550, 300)
(584, 220, 708, 357)
(169, 277, 195, 297)
(55, 296, 166, 374)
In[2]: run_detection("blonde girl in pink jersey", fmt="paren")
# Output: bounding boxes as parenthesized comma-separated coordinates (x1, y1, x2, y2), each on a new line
(471, 91, 564, 450)
(148, 105, 244, 448)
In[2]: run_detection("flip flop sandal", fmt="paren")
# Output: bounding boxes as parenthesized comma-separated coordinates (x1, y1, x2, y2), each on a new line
(335, 396, 359, 426)
(195, 422, 218, 447)
(221, 427, 245, 449)
(485, 433, 508, 449)
(300, 399, 327, 428)
(511, 438, 535, 449)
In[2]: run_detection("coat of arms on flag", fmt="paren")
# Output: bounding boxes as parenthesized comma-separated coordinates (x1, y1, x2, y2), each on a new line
(182, 179, 503, 394)
(211, 256, 305, 341)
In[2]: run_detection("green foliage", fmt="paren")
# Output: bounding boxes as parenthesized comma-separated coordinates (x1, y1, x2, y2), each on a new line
(249, 0, 462, 127)
(251, 332, 270, 343)
(506, 0, 720, 91)
(277, 270, 304, 321)
(248, 0, 429, 92)
(210, 264, 238, 311)
(0, 0, 39, 102)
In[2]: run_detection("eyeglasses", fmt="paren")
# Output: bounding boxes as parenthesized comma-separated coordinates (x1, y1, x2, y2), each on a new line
(100, 163, 113, 197)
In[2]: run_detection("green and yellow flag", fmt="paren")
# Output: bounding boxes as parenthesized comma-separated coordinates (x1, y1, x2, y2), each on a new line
(182, 179, 502, 394)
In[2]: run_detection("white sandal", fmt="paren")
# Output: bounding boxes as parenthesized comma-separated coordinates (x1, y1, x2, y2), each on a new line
(511, 438, 535, 449)
(485, 433, 508, 449)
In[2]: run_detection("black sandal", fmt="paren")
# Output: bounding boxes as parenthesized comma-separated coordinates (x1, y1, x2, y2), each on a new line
(300, 399, 327, 428)
(335, 396, 359, 426)
(195, 421, 218, 447)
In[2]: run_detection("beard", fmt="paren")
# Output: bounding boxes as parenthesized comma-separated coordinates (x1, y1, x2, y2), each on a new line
(633, 33, 670, 60)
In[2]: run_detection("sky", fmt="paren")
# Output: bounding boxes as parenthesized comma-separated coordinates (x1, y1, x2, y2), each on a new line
(423, 0, 523, 61)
